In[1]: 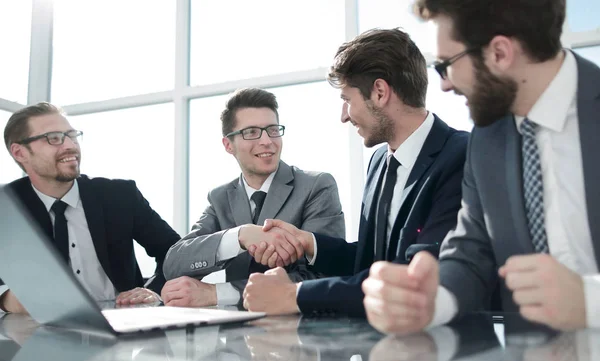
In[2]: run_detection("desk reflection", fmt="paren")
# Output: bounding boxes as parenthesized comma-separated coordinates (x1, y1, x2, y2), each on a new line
(1, 312, 597, 361)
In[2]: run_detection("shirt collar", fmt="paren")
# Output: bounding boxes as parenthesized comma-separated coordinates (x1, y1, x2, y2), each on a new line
(387, 111, 435, 169)
(515, 50, 577, 133)
(31, 180, 80, 212)
(242, 170, 277, 200)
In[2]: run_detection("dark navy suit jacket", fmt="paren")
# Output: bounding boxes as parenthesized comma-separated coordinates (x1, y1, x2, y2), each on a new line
(297, 115, 468, 316)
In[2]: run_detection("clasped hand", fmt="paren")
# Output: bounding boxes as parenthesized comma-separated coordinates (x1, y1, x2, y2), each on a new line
(240, 220, 311, 268)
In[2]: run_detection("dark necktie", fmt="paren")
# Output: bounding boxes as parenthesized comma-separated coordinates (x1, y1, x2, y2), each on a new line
(249, 191, 269, 274)
(251, 191, 267, 225)
(51, 200, 70, 262)
(520, 118, 549, 253)
(375, 156, 401, 261)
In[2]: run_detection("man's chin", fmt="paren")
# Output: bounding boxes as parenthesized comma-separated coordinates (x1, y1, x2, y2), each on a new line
(56, 172, 80, 183)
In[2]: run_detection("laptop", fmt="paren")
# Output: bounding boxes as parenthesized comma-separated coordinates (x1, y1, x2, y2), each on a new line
(0, 185, 265, 335)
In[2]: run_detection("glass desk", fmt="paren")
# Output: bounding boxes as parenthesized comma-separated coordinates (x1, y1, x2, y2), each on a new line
(0, 311, 597, 360)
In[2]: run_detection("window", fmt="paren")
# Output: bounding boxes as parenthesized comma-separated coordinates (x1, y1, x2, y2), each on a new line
(359, 0, 437, 55)
(190, 0, 345, 86)
(0, 0, 32, 103)
(189, 82, 353, 239)
(68, 104, 174, 277)
(567, 0, 600, 32)
(51, 0, 175, 104)
(0, 110, 24, 184)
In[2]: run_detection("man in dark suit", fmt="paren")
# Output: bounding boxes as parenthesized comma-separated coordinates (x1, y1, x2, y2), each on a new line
(160, 88, 345, 308)
(242, 28, 468, 316)
(363, 0, 600, 334)
(0, 102, 180, 313)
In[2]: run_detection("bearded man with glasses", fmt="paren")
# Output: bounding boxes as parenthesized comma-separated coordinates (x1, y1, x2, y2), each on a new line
(0, 102, 181, 314)
(162, 88, 345, 309)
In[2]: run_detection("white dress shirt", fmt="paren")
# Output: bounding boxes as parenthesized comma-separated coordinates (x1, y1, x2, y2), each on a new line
(432, 50, 600, 328)
(0, 181, 116, 310)
(212, 171, 277, 305)
(307, 111, 435, 265)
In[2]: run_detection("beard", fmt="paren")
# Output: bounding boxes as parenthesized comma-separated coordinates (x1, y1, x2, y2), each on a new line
(56, 165, 80, 182)
(364, 102, 395, 147)
(467, 57, 518, 127)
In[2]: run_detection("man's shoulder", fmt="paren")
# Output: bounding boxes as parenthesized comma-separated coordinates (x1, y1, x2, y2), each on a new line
(287, 164, 335, 186)
(207, 176, 240, 198)
(78, 174, 136, 190)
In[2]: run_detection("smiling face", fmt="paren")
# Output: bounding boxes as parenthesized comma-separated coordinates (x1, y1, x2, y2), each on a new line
(340, 85, 394, 147)
(13, 113, 81, 184)
(223, 107, 282, 180)
(435, 15, 518, 126)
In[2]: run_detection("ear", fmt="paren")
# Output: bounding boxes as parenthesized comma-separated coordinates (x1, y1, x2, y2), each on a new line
(222, 137, 234, 155)
(10, 143, 29, 164)
(371, 79, 392, 107)
(485, 35, 515, 73)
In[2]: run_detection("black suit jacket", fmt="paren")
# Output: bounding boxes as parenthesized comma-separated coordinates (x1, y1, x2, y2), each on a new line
(0, 175, 180, 294)
(297, 115, 468, 316)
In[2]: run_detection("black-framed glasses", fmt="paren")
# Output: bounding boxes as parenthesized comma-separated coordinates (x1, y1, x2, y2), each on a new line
(432, 48, 478, 79)
(17, 130, 83, 146)
(226, 125, 285, 140)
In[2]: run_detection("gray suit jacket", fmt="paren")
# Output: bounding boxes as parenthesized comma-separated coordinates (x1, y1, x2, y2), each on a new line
(439, 52, 600, 319)
(163, 161, 345, 292)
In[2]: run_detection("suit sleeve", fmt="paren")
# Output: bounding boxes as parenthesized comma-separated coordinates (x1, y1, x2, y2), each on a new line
(285, 172, 346, 281)
(438, 131, 498, 320)
(128, 181, 181, 293)
(162, 191, 241, 281)
(297, 269, 369, 317)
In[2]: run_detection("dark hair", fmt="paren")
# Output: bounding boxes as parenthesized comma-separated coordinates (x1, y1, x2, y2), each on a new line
(4, 102, 64, 151)
(414, 0, 565, 62)
(327, 28, 428, 109)
(221, 88, 279, 136)
(4, 102, 64, 171)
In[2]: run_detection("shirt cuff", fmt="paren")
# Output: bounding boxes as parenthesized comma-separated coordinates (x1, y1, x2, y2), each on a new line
(582, 274, 600, 328)
(305, 234, 318, 265)
(427, 326, 459, 361)
(216, 226, 244, 262)
(0, 285, 9, 313)
(427, 286, 458, 328)
(215, 282, 241, 306)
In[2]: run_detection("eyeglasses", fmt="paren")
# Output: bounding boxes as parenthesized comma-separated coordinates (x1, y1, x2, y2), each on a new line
(226, 125, 285, 140)
(432, 48, 478, 79)
(17, 130, 83, 146)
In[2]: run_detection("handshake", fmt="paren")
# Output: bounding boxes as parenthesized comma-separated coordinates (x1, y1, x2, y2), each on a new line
(238, 220, 315, 268)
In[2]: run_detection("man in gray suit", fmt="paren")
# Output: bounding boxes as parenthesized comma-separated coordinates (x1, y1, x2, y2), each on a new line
(161, 88, 345, 307)
(363, 0, 600, 333)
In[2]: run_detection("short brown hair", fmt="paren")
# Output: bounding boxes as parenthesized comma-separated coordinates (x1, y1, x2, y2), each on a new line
(414, 0, 565, 62)
(221, 88, 279, 137)
(4, 102, 64, 151)
(327, 28, 428, 109)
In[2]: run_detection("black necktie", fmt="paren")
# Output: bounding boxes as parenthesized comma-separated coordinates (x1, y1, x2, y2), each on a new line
(249, 191, 269, 274)
(375, 156, 401, 261)
(51, 200, 70, 262)
(251, 191, 267, 225)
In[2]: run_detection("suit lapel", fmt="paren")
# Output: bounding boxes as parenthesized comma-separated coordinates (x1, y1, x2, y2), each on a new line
(575, 54, 600, 269)
(504, 117, 535, 254)
(227, 176, 253, 226)
(77, 176, 113, 281)
(259, 161, 293, 224)
(355, 149, 387, 271)
(10, 177, 54, 241)
(387, 116, 445, 259)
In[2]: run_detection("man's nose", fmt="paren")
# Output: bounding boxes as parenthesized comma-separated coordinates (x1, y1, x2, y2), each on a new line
(341, 103, 350, 123)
